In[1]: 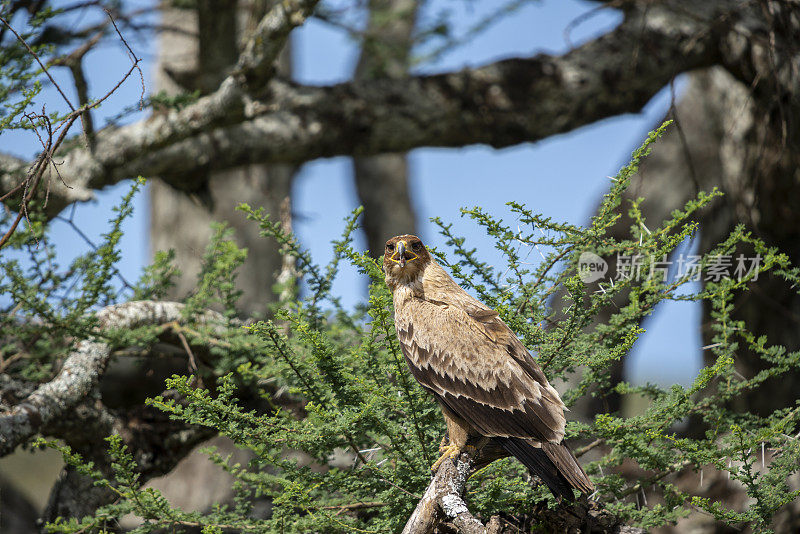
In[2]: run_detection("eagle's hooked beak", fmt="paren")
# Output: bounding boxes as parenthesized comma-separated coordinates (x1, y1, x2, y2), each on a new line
(390, 240, 419, 268)
(396, 241, 408, 267)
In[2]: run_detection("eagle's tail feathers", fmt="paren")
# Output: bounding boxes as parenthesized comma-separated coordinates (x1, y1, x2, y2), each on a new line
(496, 437, 593, 500)
(495, 437, 574, 500)
(541, 441, 594, 495)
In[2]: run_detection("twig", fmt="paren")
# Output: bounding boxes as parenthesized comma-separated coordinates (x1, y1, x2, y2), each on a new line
(575, 438, 605, 458)
(320, 501, 388, 511)
(0, 10, 143, 248)
(0, 15, 76, 111)
(176, 330, 203, 388)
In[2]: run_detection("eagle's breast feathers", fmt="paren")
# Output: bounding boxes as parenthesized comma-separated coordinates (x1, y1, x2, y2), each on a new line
(393, 261, 566, 444)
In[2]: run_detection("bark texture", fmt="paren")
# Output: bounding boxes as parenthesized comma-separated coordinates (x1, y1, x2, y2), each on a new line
(353, 0, 418, 256)
(0, 301, 226, 520)
(0, 301, 222, 457)
(2, 1, 775, 221)
(402, 442, 645, 534)
(150, 0, 296, 317)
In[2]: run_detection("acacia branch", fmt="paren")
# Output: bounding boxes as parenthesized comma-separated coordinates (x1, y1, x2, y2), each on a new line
(0, 301, 225, 457)
(402, 444, 647, 534)
(2, 0, 781, 220)
(402, 451, 500, 534)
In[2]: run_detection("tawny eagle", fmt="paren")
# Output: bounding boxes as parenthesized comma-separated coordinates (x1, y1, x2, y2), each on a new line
(383, 234, 593, 499)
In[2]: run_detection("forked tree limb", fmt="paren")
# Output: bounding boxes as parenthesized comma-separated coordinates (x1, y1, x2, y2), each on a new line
(235, 0, 320, 87)
(0, 0, 321, 219)
(0, 301, 224, 457)
(2, 1, 789, 220)
(402, 451, 499, 534)
(352, 0, 419, 257)
(402, 444, 646, 534)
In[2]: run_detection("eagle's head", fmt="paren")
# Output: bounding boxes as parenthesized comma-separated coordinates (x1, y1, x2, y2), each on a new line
(383, 234, 431, 288)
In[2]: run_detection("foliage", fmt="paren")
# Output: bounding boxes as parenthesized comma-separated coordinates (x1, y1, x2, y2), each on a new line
(3, 123, 799, 533)
(0, 1, 57, 132)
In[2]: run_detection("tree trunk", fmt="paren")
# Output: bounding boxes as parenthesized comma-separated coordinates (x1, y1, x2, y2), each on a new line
(576, 67, 800, 418)
(574, 67, 800, 532)
(150, 0, 294, 318)
(0, 474, 38, 534)
(137, 0, 295, 521)
(352, 0, 418, 257)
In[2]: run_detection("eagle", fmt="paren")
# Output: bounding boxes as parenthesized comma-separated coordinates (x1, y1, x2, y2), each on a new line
(383, 234, 593, 500)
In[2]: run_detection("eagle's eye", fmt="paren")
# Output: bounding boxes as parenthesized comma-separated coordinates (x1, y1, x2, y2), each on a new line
(411, 242, 422, 251)
(386, 244, 395, 252)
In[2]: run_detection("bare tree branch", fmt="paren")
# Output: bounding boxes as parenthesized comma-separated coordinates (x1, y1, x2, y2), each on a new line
(402, 451, 495, 534)
(0, 9, 143, 246)
(3, 0, 782, 220)
(235, 0, 321, 87)
(402, 444, 646, 534)
(52, 30, 105, 148)
(0, 301, 225, 457)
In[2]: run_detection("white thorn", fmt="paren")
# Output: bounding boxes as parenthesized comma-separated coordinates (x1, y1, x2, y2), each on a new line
(699, 469, 703, 487)
(762, 442, 765, 469)
(641, 488, 648, 506)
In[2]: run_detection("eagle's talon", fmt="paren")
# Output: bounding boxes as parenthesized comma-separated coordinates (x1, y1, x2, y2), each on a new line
(430, 442, 461, 472)
(438, 436, 449, 454)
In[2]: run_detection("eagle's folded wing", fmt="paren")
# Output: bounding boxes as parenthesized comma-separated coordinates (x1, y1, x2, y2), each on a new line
(395, 297, 566, 443)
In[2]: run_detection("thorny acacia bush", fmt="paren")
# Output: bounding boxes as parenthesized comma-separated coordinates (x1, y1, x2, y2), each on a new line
(3, 125, 800, 533)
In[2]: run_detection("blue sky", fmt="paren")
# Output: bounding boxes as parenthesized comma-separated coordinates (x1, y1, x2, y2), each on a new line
(2, 0, 702, 385)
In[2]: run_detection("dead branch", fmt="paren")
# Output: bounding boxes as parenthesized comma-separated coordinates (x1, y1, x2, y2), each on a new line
(0, 300, 225, 457)
(402, 442, 646, 534)
(0, 10, 143, 247)
(235, 0, 321, 87)
(2, 1, 790, 223)
(402, 450, 499, 534)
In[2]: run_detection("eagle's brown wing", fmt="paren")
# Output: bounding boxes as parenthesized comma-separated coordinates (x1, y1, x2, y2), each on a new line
(395, 294, 594, 497)
(394, 295, 566, 443)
